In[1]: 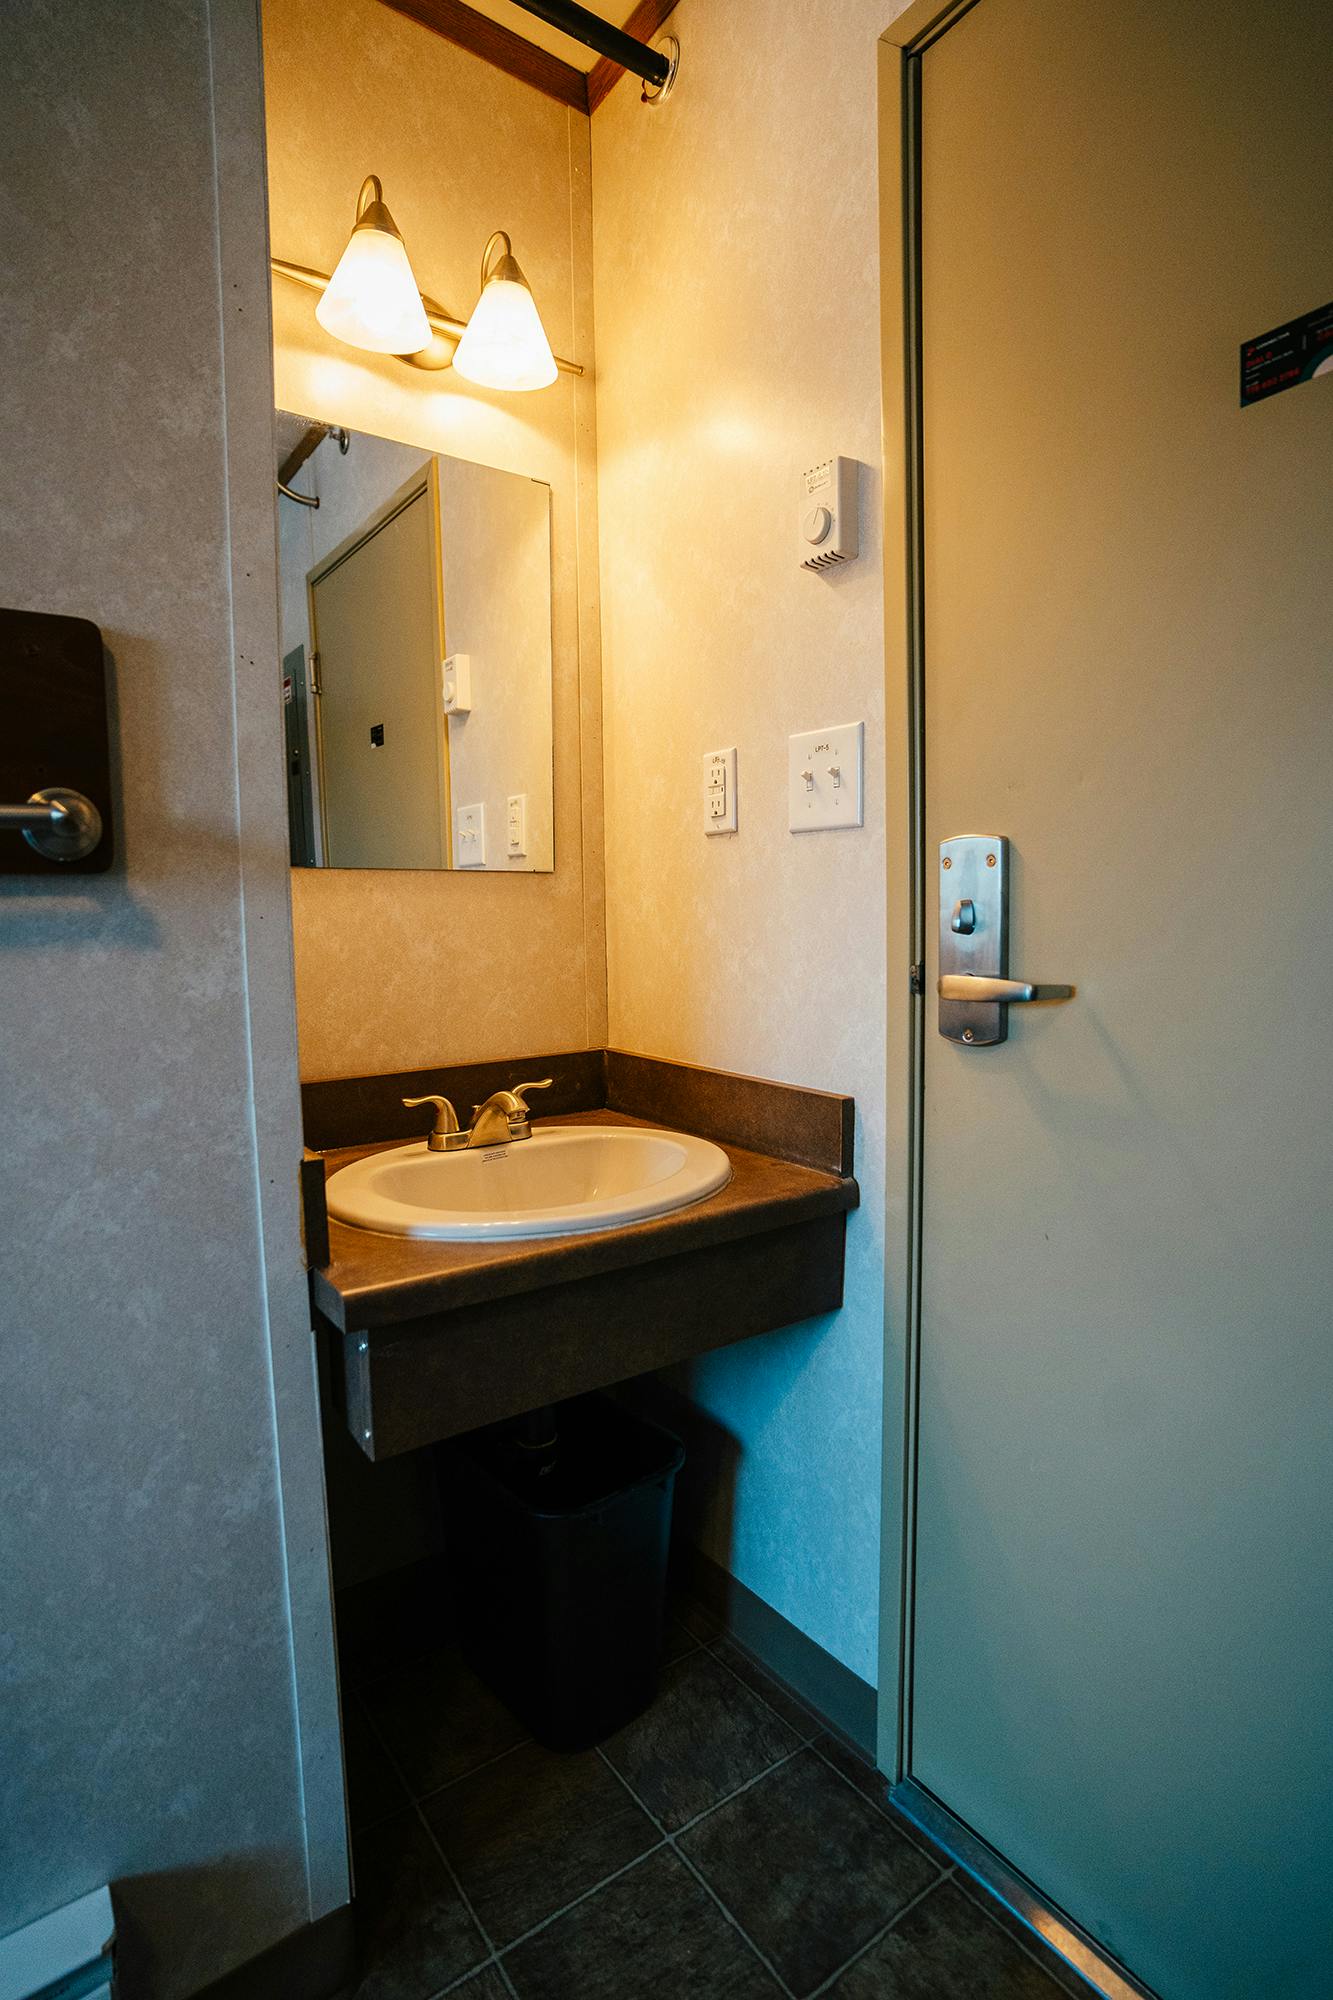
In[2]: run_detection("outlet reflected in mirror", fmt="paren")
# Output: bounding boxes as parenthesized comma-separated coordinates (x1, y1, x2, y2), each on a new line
(276, 412, 553, 872)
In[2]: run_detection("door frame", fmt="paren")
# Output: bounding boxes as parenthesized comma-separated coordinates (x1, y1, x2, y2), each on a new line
(306, 461, 454, 867)
(875, 0, 952, 1793)
(874, 11, 1164, 1994)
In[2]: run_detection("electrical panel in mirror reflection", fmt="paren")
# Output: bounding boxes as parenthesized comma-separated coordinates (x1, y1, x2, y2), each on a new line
(276, 412, 554, 872)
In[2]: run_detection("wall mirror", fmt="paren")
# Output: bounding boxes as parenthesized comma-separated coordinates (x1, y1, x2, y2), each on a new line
(276, 412, 554, 872)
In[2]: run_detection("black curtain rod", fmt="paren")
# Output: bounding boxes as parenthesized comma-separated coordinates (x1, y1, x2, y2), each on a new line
(506, 0, 671, 88)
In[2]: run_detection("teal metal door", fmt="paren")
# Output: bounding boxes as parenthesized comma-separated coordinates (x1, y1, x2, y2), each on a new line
(909, 3, 1333, 1996)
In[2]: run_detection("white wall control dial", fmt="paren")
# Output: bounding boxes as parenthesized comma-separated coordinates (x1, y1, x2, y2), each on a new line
(704, 747, 737, 835)
(442, 653, 472, 713)
(798, 457, 858, 570)
(788, 722, 864, 830)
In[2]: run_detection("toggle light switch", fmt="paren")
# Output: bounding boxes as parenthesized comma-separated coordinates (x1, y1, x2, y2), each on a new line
(788, 723, 864, 830)
(455, 802, 485, 867)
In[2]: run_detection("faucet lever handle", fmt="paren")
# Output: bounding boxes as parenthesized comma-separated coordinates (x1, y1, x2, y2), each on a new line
(510, 1079, 553, 1112)
(402, 1094, 460, 1136)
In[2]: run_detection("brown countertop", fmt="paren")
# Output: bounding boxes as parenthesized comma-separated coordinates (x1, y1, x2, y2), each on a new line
(310, 1108, 859, 1332)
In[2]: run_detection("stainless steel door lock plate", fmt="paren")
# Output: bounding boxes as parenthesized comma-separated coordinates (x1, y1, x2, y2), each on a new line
(937, 834, 1073, 1045)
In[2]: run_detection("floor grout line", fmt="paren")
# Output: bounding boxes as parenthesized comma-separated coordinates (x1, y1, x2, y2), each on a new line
(598, 1738, 804, 1842)
(429, 1953, 514, 2000)
(673, 1843, 798, 2000)
(805, 1736, 942, 1864)
(350, 1629, 1068, 2000)
(593, 1741, 665, 1826)
(358, 1689, 505, 1995)
(354, 1667, 535, 1805)
(803, 1869, 957, 2000)
(667, 1748, 803, 1839)
(413, 1733, 532, 1810)
(412, 1793, 502, 1947)
(493, 1840, 669, 1956)
(593, 1745, 797, 1999)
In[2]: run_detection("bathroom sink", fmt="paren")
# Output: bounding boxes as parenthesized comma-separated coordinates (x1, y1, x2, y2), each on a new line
(325, 1124, 733, 1240)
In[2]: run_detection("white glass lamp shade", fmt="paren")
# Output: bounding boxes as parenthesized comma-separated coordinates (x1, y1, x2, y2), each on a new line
(315, 184, 431, 356)
(452, 240, 558, 392)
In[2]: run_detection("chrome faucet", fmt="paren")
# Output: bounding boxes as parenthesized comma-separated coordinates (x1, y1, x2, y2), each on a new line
(402, 1078, 553, 1152)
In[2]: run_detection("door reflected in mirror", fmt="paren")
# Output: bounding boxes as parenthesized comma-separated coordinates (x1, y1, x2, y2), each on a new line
(277, 413, 554, 872)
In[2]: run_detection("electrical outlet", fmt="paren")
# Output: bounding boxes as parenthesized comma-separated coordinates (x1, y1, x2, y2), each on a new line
(704, 748, 737, 835)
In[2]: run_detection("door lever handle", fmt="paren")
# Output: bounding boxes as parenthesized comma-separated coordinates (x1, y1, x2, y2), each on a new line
(937, 974, 1073, 1003)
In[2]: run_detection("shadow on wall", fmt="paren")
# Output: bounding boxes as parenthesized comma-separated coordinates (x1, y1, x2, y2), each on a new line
(614, 1373, 740, 1584)
(317, 1329, 444, 1592)
(112, 1855, 296, 2000)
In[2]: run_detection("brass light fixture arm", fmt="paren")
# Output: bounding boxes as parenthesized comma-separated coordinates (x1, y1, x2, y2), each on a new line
(269, 258, 585, 377)
(480, 230, 512, 290)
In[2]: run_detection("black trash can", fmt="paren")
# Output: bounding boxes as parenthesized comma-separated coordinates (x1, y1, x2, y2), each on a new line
(441, 1394, 686, 1751)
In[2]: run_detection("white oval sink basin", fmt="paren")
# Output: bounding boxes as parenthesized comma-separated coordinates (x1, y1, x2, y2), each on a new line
(326, 1124, 733, 1240)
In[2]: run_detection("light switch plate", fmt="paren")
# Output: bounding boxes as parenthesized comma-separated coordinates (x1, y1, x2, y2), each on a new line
(704, 747, 737, 835)
(455, 802, 485, 867)
(788, 721, 864, 831)
(506, 792, 527, 857)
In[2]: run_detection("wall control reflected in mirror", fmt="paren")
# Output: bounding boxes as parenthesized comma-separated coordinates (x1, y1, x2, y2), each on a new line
(276, 412, 554, 873)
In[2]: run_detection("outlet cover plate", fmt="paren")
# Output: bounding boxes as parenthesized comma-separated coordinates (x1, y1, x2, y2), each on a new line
(704, 747, 738, 835)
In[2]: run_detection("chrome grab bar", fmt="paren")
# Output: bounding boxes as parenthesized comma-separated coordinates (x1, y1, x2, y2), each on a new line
(937, 974, 1073, 1004)
(0, 788, 103, 861)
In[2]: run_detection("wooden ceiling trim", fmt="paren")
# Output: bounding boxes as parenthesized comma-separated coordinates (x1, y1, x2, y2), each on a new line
(585, 0, 677, 111)
(376, 0, 680, 115)
(380, 0, 591, 112)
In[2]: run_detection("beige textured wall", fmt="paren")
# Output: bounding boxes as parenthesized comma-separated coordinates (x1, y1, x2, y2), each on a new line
(441, 461, 556, 872)
(0, 0, 344, 1989)
(264, 0, 605, 1078)
(592, 0, 903, 1677)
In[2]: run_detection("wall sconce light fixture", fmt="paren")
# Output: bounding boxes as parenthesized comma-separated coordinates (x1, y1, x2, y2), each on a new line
(450, 232, 558, 392)
(314, 176, 432, 356)
(272, 176, 581, 391)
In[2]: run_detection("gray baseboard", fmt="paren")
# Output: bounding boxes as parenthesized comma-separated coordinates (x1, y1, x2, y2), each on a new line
(681, 1547, 877, 1756)
(189, 1904, 353, 2000)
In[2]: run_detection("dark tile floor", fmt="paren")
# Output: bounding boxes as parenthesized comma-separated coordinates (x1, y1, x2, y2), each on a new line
(341, 1603, 1088, 2000)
